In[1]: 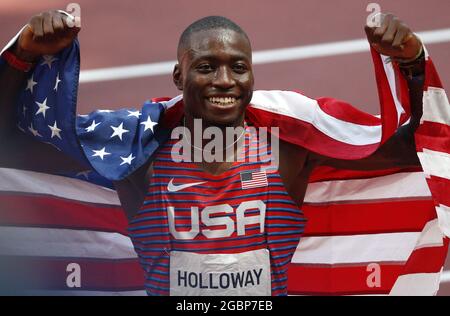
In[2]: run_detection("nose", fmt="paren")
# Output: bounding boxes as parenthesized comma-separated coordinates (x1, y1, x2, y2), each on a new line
(212, 66, 235, 89)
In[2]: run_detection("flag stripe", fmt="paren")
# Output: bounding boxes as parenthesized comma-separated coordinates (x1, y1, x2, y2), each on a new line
(0, 194, 127, 234)
(417, 149, 450, 180)
(303, 199, 436, 236)
(389, 272, 442, 296)
(304, 172, 431, 203)
(422, 88, 450, 125)
(0, 226, 137, 259)
(288, 264, 400, 295)
(292, 220, 443, 265)
(0, 256, 144, 290)
(0, 168, 120, 205)
(415, 121, 450, 154)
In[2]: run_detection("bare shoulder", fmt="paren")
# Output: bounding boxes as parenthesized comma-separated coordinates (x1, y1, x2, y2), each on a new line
(277, 139, 318, 205)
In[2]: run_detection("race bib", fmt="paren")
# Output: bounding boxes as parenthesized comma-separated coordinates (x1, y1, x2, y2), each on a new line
(169, 249, 271, 296)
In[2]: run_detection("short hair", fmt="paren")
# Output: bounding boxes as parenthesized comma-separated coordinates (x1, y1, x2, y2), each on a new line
(177, 16, 250, 59)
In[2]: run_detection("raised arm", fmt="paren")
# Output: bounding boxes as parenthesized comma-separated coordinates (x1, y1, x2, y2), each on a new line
(316, 14, 425, 171)
(0, 10, 83, 173)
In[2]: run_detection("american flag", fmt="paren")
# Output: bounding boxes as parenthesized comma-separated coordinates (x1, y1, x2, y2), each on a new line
(0, 35, 449, 295)
(240, 170, 268, 189)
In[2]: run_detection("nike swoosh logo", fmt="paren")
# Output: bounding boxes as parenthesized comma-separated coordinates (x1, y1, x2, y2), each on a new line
(167, 179, 207, 192)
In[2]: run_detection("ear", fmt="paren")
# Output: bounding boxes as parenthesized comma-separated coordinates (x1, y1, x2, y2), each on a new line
(172, 64, 183, 91)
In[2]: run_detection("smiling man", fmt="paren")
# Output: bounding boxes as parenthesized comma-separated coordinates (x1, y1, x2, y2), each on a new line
(0, 11, 446, 296)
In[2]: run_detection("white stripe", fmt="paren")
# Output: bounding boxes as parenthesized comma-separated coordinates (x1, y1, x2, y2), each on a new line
(417, 149, 450, 180)
(440, 270, 450, 283)
(304, 172, 431, 203)
(436, 204, 450, 238)
(292, 232, 419, 265)
(21, 290, 146, 296)
(389, 271, 441, 296)
(292, 219, 442, 265)
(77, 28, 450, 83)
(381, 54, 404, 126)
(0, 226, 137, 259)
(0, 168, 120, 205)
(250, 90, 382, 146)
(422, 87, 450, 126)
(415, 219, 444, 249)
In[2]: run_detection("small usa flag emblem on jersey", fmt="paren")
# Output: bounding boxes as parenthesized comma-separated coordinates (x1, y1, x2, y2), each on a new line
(240, 170, 268, 189)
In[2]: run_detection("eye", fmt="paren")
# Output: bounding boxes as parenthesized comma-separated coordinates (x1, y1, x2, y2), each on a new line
(196, 63, 214, 73)
(232, 63, 248, 74)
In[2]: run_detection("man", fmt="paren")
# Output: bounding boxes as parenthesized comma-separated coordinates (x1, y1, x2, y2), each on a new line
(0, 11, 433, 295)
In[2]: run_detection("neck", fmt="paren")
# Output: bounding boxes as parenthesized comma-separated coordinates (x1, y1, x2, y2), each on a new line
(183, 114, 246, 162)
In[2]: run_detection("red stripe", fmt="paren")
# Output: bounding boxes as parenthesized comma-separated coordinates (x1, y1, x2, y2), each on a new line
(425, 58, 444, 89)
(370, 47, 403, 146)
(302, 199, 436, 236)
(401, 239, 449, 275)
(415, 121, 450, 154)
(0, 194, 128, 235)
(287, 263, 400, 295)
(309, 166, 422, 183)
(1, 256, 144, 290)
(316, 97, 381, 126)
(425, 176, 450, 206)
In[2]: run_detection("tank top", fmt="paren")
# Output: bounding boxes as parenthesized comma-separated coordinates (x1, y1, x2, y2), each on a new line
(128, 123, 306, 296)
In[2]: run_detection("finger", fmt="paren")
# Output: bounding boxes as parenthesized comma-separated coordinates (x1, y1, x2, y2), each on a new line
(381, 18, 398, 46)
(372, 14, 392, 41)
(30, 15, 44, 39)
(52, 12, 65, 33)
(61, 13, 80, 33)
(402, 32, 415, 45)
(364, 25, 377, 43)
(42, 11, 54, 36)
(392, 24, 408, 49)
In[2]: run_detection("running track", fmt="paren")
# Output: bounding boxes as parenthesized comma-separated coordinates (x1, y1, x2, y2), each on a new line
(1, 0, 449, 295)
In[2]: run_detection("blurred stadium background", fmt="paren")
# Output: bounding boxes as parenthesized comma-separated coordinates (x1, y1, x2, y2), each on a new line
(1, 0, 449, 295)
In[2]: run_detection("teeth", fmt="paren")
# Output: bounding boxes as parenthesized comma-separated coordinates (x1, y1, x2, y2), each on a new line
(208, 97, 237, 105)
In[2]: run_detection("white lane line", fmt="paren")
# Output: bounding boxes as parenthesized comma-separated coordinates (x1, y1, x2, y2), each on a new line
(79, 27, 450, 84)
(441, 270, 450, 283)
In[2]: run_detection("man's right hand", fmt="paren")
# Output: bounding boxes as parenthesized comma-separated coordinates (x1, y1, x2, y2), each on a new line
(13, 10, 80, 62)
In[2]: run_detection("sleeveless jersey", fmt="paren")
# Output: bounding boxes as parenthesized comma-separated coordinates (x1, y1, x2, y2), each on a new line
(128, 124, 306, 296)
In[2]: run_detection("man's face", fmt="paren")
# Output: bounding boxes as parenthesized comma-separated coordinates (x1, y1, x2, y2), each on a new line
(174, 29, 254, 127)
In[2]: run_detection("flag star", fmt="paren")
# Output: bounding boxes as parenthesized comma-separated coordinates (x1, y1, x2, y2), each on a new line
(48, 121, 62, 139)
(120, 153, 136, 166)
(110, 122, 129, 141)
(141, 115, 158, 133)
(92, 147, 111, 160)
(35, 98, 50, 118)
(85, 120, 101, 132)
(127, 110, 141, 118)
(28, 123, 42, 137)
(26, 76, 37, 93)
(54, 73, 62, 91)
(41, 55, 57, 69)
(76, 170, 91, 179)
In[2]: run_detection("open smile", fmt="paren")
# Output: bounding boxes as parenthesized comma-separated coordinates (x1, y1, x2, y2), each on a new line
(206, 96, 239, 108)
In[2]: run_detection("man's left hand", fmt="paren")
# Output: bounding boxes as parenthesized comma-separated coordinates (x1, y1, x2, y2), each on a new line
(365, 13, 422, 60)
